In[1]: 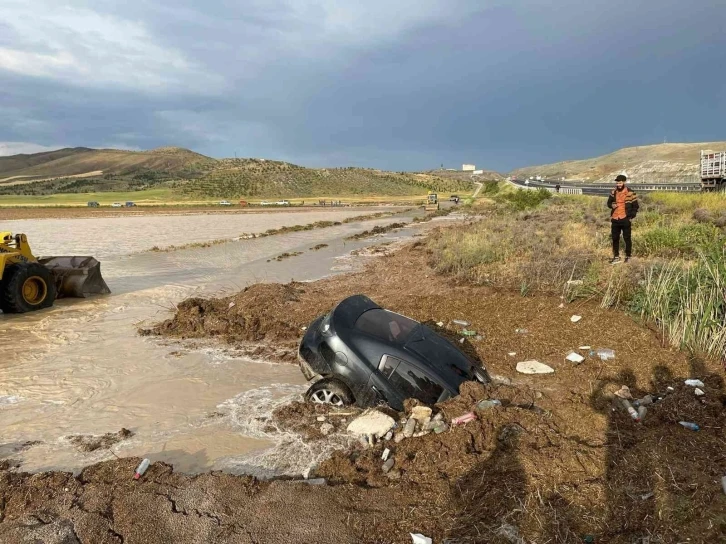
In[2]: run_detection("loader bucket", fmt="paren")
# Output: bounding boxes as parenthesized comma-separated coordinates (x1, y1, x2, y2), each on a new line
(38, 256, 111, 298)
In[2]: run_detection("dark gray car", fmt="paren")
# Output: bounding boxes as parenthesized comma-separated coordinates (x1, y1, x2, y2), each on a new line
(298, 295, 488, 410)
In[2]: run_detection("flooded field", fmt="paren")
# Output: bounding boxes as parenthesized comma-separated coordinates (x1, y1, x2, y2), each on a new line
(0, 208, 426, 476)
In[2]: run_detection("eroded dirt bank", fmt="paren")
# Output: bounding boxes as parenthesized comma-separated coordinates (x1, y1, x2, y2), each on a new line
(3, 240, 725, 543)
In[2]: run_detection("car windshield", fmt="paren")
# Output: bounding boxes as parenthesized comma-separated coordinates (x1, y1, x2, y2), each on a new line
(355, 309, 420, 343)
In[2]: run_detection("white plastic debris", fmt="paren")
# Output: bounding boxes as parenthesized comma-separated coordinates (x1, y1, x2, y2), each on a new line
(595, 348, 615, 361)
(346, 409, 396, 438)
(452, 319, 470, 327)
(567, 279, 584, 286)
(436, 322, 444, 327)
(508, 352, 517, 357)
(566, 352, 585, 364)
(228, 301, 236, 309)
(410, 534, 433, 544)
(722, 476, 726, 495)
(694, 388, 705, 397)
(614, 385, 632, 399)
(685, 379, 705, 388)
(459, 338, 465, 344)
(381, 448, 391, 461)
(559, 303, 565, 308)
(570, 315, 582, 323)
(316, 416, 326, 422)
(516, 360, 555, 375)
(579, 346, 591, 350)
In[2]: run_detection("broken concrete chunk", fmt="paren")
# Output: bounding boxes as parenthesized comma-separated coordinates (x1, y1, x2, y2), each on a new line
(565, 352, 585, 364)
(410, 406, 433, 421)
(347, 410, 395, 438)
(516, 360, 554, 375)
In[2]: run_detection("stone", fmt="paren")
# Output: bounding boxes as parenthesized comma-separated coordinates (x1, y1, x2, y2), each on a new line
(316, 416, 326, 422)
(565, 352, 585, 364)
(411, 406, 432, 421)
(320, 423, 334, 436)
(516, 360, 555, 375)
(346, 409, 396, 438)
(570, 315, 582, 323)
(490, 374, 513, 385)
(694, 388, 705, 397)
(382, 457, 395, 473)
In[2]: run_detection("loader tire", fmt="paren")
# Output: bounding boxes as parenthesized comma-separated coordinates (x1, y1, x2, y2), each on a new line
(0, 263, 56, 313)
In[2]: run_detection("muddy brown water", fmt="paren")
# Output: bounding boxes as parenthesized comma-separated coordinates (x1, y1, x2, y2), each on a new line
(0, 207, 444, 476)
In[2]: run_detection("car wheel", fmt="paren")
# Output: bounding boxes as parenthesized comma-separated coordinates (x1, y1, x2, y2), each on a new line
(305, 378, 354, 407)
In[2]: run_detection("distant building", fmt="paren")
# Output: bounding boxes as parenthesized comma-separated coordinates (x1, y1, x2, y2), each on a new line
(462, 164, 476, 171)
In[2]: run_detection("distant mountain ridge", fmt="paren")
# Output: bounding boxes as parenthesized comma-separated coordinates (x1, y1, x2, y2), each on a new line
(509, 142, 726, 183)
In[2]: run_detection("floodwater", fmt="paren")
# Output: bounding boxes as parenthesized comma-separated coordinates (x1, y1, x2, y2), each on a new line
(0, 207, 430, 476)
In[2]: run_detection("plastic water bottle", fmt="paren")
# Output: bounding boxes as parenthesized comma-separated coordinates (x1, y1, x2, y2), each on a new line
(678, 421, 700, 431)
(134, 458, 150, 480)
(620, 399, 640, 421)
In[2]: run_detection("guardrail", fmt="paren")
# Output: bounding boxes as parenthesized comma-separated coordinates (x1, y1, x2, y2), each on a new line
(506, 179, 583, 195)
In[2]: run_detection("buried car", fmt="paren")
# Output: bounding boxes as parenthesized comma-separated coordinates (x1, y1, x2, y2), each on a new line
(298, 295, 488, 410)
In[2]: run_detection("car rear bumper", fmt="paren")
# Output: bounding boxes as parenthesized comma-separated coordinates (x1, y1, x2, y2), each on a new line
(298, 315, 325, 380)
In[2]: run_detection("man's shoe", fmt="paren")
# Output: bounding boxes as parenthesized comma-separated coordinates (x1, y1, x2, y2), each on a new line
(624, 257, 631, 263)
(610, 257, 621, 265)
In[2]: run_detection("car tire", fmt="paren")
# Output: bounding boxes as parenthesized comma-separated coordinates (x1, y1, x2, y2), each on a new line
(305, 378, 355, 407)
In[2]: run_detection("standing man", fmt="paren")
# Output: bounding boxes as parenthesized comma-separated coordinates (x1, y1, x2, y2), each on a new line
(607, 174, 639, 264)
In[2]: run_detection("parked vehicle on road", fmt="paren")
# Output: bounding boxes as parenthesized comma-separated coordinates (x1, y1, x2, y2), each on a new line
(298, 295, 489, 410)
(219, 200, 232, 206)
(275, 200, 290, 206)
(87, 201, 99, 208)
(700, 150, 726, 192)
(111, 202, 122, 208)
(125, 201, 136, 207)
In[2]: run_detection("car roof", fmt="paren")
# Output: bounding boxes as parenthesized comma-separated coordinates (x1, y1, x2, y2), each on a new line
(330, 294, 381, 330)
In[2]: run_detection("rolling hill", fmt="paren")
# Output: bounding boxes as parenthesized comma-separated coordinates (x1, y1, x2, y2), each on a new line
(0, 148, 479, 198)
(510, 142, 726, 183)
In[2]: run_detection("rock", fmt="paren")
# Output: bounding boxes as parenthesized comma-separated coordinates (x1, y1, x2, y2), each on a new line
(320, 423, 334, 436)
(508, 352, 517, 357)
(410, 534, 432, 544)
(300, 478, 326, 486)
(685, 379, 705, 388)
(387, 469, 401, 480)
(570, 315, 582, 323)
(394, 432, 405, 443)
(558, 303, 565, 308)
(316, 416, 326, 422)
(411, 406, 432, 421)
(382, 457, 395, 473)
(565, 352, 585, 364)
(490, 374, 513, 385)
(516, 360, 555, 375)
(694, 388, 705, 396)
(346, 409, 396, 438)
(579, 345, 591, 350)
(436, 321, 444, 327)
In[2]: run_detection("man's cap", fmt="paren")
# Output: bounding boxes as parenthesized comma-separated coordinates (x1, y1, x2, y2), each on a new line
(615, 174, 627, 182)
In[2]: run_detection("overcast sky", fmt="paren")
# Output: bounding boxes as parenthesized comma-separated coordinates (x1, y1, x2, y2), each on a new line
(1, 0, 724, 171)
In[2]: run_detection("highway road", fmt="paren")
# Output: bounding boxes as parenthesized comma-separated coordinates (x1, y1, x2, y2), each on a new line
(509, 178, 701, 195)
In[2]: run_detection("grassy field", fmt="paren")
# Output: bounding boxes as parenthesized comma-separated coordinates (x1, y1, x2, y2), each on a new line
(434, 187, 726, 361)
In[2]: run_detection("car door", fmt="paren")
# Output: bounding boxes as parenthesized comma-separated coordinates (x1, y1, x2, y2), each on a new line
(381, 355, 448, 405)
(364, 354, 406, 410)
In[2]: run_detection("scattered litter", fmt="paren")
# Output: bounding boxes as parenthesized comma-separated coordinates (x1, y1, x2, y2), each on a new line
(579, 345, 591, 350)
(570, 315, 582, 323)
(459, 338, 465, 344)
(567, 279, 584, 286)
(566, 352, 585, 364)
(316, 416, 326, 422)
(299, 478, 327, 485)
(516, 360, 554, 375)
(515, 328, 528, 334)
(403, 418, 417, 438)
(410, 534, 433, 544)
(620, 399, 640, 421)
(667, 386, 674, 392)
(452, 319, 470, 327)
(583, 536, 595, 544)
(383, 431, 393, 441)
(476, 399, 502, 410)
(614, 385, 632, 399)
(381, 448, 390, 461)
(382, 457, 395, 473)
(133, 459, 150, 480)
(508, 352, 517, 357)
(559, 303, 565, 308)
(228, 301, 236, 309)
(320, 423, 334, 436)
(685, 379, 705, 388)
(475, 335, 483, 341)
(301, 326, 307, 331)
(462, 329, 477, 336)
(490, 374, 513, 385)
(641, 492, 654, 500)
(633, 395, 653, 407)
(436, 322, 444, 327)
(346, 410, 395, 438)
(594, 348, 615, 361)
(432, 421, 449, 434)
(678, 421, 700, 431)
(451, 412, 477, 426)
(722, 476, 726, 495)
(411, 406, 433, 421)
(637, 406, 647, 421)
(694, 388, 705, 397)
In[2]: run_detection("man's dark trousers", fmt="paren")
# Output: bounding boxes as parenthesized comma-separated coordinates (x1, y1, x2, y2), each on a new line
(611, 218, 632, 257)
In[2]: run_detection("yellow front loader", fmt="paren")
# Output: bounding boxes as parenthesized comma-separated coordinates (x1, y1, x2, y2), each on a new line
(425, 191, 439, 211)
(0, 232, 110, 313)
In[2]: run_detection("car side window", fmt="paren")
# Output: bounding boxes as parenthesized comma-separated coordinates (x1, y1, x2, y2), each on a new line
(379, 355, 443, 405)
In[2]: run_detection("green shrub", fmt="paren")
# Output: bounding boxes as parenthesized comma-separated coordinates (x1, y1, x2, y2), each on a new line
(500, 189, 552, 211)
(635, 223, 723, 258)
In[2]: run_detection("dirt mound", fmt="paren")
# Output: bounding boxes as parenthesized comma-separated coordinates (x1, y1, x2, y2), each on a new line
(67, 429, 134, 452)
(271, 401, 362, 441)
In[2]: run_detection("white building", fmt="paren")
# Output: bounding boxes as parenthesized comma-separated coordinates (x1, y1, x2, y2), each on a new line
(462, 164, 476, 171)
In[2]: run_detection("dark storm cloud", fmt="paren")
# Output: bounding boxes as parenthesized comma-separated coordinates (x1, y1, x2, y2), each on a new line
(1, 0, 724, 170)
